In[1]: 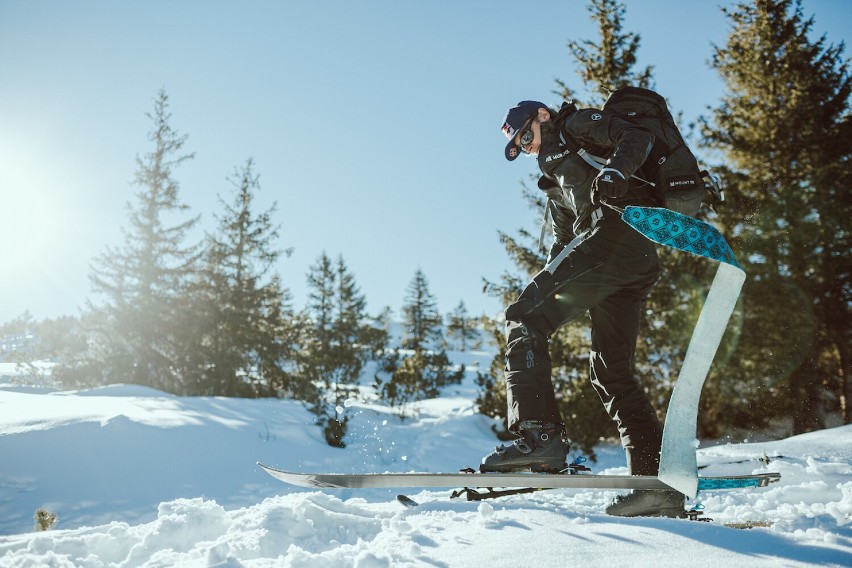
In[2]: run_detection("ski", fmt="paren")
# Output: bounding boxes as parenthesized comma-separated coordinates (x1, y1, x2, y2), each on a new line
(258, 463, 780, 491)
(619, 206, 748, 498)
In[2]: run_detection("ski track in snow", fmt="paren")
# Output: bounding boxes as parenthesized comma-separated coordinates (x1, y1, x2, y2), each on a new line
(0, 353, 851, 567)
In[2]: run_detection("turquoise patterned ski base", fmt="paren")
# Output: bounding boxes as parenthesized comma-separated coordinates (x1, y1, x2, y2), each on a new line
(623, 206, 742, 269)
(697, 473, 780, 491)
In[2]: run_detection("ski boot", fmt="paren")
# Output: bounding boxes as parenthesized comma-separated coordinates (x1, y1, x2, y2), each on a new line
(605, 489, 686, 518)
(605, 446, 685, 517)
(480, 421, 569, 473)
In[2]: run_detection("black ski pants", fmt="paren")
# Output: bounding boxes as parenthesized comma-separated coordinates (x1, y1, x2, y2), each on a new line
(503, 217, 663, 475)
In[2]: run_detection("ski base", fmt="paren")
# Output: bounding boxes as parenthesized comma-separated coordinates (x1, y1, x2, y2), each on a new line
(258, 463, 780, 492)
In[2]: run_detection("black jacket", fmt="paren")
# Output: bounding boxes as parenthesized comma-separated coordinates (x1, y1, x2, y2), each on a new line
(536, 106, 656, 241)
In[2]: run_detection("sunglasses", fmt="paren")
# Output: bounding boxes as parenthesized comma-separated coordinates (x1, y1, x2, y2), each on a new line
(517, 115, 537, 152)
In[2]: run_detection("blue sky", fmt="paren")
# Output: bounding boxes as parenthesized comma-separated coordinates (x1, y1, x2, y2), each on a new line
(1, 0, 849, 324)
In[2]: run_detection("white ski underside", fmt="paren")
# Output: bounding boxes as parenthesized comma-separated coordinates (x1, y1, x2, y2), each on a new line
(658, 262, 746, 498)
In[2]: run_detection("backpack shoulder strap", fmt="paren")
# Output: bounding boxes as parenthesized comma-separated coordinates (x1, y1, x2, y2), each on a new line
(553, 101, 581, 152)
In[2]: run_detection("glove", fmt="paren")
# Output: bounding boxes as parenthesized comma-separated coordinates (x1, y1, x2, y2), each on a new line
(591, 167, 628, 205)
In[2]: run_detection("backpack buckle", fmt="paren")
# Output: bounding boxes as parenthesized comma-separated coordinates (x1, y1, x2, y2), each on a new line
(590, 207, 604, 229)
(700, 169, 725, 204)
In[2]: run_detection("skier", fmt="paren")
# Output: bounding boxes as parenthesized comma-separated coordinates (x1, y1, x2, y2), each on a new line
(481, 99, 685, 518)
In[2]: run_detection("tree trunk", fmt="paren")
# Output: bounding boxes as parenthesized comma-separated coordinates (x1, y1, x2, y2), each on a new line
(790, 357, 825, 434)
(837, 339, 851, 424)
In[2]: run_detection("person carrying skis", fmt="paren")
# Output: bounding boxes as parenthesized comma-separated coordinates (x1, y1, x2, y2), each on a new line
(482, 99, 684, 518)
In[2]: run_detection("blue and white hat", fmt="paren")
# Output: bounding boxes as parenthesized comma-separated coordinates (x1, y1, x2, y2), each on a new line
(501, 100, 547, 161)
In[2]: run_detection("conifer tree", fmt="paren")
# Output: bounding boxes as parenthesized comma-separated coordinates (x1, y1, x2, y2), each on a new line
(0, 312, 36, 364)
(557, 0, 654, 104)
(401, 268, 443, 352)
(190, 158, 296, 397)
(375, 269, 462, 418)
(0, 313, 87, 387)
(701, 0, 851, 431)
(62, 90, 201, 392)
(298, 253, 387, 446)
(446, 301, 481, 351)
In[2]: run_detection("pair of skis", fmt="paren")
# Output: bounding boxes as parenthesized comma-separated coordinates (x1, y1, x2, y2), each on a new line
(259, 207, 778, 500)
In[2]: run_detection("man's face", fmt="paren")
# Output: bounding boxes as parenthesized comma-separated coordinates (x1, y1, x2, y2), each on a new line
(515, 115, 543, 156)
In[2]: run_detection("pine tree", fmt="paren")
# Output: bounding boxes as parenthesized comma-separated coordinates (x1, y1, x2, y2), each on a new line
(701, 0, 851, 432)
(190, 158, 296, 397)
(298, 253, 387, 446)
(446, 301, 481, 351)
(0, 312, 36, 364)
(401, 268, 443, 352)
(62, 90, 201, 392)
(557, 0, 654, 104)
(0, 313, 87, 387)
(375, 269, 463, 419)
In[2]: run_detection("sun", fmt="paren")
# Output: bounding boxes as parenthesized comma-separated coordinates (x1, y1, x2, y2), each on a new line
(0, 134, 85, 320)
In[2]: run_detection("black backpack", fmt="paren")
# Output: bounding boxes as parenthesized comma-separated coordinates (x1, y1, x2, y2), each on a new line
(574, 87, 722, 217)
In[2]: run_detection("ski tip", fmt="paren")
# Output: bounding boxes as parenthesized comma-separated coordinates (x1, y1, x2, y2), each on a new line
(396, 495, 419, 508)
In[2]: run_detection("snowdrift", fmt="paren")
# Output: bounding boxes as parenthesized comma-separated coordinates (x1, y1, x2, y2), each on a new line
(0, 353, 850, 566)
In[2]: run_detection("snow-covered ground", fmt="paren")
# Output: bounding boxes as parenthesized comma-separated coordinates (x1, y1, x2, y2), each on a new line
(0, 354, 850, 567)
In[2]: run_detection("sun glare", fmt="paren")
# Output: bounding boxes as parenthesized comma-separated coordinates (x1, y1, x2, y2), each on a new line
(0, 135, 83, 314)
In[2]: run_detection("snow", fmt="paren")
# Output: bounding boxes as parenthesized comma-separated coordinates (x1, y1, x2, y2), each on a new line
(0, 352, 850, 567)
